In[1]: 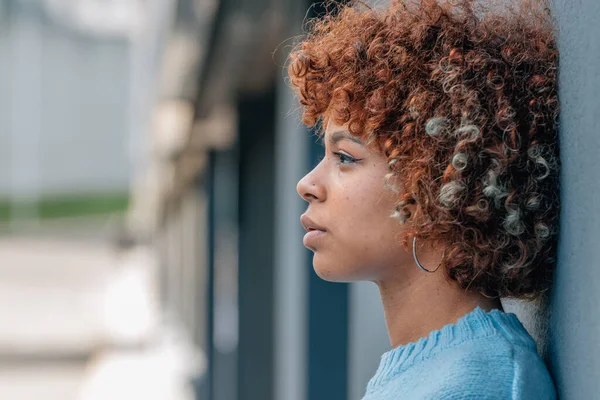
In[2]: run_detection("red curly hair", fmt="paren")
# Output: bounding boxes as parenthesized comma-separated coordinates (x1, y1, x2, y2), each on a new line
(288, 0, 560, 299)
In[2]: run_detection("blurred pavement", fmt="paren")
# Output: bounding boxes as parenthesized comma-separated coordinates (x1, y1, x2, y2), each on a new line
(0, 228, 202, 400)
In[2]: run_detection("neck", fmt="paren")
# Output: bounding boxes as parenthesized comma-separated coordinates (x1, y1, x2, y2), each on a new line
(376, 269, 503, 349)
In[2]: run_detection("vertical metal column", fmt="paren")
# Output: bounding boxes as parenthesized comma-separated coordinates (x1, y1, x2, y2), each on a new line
(237, 88, 276, 400)
(211, 149, 239, 400)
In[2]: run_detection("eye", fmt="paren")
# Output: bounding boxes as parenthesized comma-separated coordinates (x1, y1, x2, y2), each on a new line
(333, 151, 359, 165)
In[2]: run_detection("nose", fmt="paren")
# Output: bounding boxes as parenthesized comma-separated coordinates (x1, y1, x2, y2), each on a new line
(297, 166, 326, 203)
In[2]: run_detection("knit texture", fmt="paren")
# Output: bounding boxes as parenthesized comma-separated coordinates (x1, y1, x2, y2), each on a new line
(362, 306, 556, 399)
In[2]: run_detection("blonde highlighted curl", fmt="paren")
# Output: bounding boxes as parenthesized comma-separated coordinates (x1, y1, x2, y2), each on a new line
(288, 0, 560, 299)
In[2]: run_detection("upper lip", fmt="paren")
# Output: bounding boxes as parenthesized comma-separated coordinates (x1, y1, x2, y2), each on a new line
(300, 214, 327, 233)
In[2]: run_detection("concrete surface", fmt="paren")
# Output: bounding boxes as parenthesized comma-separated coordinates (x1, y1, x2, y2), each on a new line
(0, 232, 201, 400)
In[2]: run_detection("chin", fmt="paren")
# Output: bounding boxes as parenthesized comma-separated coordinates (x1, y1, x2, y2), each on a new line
(312, 254, 362, 283)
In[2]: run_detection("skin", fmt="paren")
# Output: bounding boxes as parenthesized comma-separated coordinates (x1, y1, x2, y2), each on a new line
(297, 119, 502, 348)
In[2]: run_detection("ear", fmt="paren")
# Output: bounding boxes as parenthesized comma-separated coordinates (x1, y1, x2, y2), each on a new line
(395, 198, 417, 224)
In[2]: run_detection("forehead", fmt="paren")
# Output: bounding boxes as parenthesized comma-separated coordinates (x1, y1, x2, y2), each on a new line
(325, 119, 346, 132)
(323, 118, 368, 147)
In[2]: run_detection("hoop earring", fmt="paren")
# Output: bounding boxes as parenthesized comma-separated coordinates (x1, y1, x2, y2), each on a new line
(481, 291, 500, 299)
(412, 237, 445, 273)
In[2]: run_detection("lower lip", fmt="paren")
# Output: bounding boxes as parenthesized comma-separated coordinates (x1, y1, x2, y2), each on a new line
(303, 230, 326, 247)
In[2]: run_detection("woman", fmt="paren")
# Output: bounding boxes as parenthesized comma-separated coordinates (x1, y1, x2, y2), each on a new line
(289, 0, 559, 398)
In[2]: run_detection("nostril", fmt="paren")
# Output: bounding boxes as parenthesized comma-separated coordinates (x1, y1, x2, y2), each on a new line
(297, 177, 325, 203)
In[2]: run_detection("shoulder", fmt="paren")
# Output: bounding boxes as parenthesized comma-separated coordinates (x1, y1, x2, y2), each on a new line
(365, 337, 555, 400)
(363, 309, 557, 400)
(420, 337, 556, 399)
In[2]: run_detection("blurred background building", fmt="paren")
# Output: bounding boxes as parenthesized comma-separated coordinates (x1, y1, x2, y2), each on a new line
(0, 0, 599, 399)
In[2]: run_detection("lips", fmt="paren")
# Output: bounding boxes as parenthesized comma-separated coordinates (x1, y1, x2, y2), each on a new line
(300, 214, 327, 233)
(301, 214, 327, 249)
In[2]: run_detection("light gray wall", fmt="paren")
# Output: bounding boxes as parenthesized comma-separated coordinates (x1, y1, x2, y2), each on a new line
(546, 0, 600, 397)
(0, 7, 131, 199)
(38, 28, 131, 195)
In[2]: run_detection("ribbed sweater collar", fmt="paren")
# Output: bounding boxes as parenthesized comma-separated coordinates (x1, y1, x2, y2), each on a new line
(366, 306, 536, 392)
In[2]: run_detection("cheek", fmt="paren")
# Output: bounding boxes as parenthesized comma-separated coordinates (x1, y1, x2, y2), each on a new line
(313, 184, 403, 281)
(335, 182, 396, 231)
(313, 220, 404, 282)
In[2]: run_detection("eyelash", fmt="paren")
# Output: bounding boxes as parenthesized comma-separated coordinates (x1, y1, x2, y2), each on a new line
(332, 151, 359, 165)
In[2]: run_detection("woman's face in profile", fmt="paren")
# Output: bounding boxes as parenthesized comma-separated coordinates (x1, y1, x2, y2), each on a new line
(297, 120, 412, 282)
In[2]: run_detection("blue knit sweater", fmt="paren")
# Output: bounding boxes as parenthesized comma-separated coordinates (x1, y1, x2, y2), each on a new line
(362, 306, 556, 399)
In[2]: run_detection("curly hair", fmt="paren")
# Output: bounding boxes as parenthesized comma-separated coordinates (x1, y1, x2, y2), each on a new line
(288, 0, 560, 299)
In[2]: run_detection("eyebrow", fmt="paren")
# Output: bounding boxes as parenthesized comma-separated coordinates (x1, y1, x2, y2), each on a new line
(327, 130, 363, 146)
